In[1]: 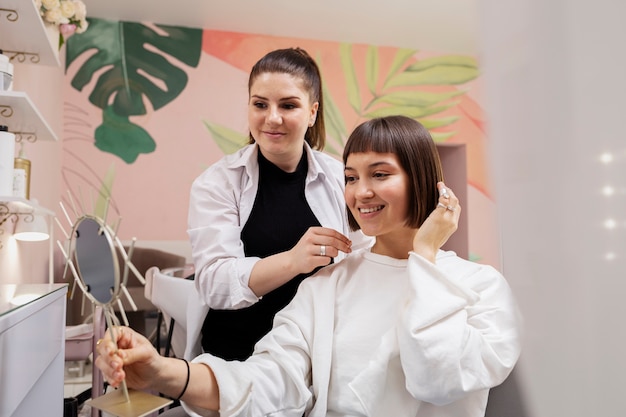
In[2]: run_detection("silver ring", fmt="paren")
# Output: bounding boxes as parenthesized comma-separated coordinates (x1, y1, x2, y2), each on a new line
(446, 205, 456, 212)
(437, 202, 447, 209)
(440, 188, 450, 199)
(320, 245, 326, 256)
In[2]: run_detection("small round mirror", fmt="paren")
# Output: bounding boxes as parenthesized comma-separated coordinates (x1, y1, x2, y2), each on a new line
(72, 216, 120, 305)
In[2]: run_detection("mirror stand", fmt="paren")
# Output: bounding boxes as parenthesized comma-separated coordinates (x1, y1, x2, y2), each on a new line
(56, 199, 172, 416)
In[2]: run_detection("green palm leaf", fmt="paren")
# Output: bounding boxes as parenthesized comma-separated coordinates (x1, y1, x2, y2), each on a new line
(203, 121, 249, 155)
(365, 46, 379, 95)
(430, 131, 456, 142)
(383, 55, 479, 89)
(339, 43, 361, 113)
(322, 82, 347, 149)
(420, 116, 459, 129)
(384, 48, 417, 85)
(364, 102, 459, 119)
(368, 90, 465, 109)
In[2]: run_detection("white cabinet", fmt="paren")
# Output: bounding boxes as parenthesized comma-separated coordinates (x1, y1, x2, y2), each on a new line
(0, 283, 67, 416)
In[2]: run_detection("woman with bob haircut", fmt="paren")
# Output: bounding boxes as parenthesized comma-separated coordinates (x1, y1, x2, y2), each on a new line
(96, 115, 522, 417)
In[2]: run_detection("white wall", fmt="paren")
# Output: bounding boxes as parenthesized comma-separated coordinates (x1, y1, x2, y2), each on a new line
(479, 0, 626, 415)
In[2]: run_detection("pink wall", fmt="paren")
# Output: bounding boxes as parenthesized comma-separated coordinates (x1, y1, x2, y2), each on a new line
(61, 28, 500, 267)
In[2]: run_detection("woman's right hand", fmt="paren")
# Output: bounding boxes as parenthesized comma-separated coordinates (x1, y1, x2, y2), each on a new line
(95, 326, 161, 390)
(288, 226, 352, 273)
(249, 226, 353, 297)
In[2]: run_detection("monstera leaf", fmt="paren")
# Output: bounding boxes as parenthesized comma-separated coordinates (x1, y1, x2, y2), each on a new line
(66, 18, 202, 163)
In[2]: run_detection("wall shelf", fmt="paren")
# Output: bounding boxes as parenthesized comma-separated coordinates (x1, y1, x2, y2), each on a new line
(0, 197, 54, 227)
(0, 198, 55, 252)
(0, 0, 60, 67)
(0, 91, 58, 142)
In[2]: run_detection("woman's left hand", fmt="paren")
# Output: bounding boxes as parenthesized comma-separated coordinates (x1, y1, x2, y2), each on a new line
(412, 182, 461, 263)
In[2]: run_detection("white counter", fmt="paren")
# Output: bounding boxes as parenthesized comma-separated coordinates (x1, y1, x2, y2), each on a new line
(0, 283, 68, 416)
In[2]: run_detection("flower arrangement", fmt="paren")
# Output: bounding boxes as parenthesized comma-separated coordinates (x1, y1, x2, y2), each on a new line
(35, 0, 88, 48)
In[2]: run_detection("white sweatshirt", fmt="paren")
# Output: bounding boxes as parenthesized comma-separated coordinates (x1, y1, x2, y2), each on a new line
(184, 248, 522, 417)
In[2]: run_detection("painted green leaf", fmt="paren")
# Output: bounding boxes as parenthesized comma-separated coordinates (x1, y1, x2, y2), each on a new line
(322, 82, 347, 148)
(364, 102, 459, 119)
(65, 18, 202, 163)
(339, 43, 361, 113)
(365, 45, 379, 95)
(203, 121, 249, 155)
(430, 131, 456, 142)
(94, 105, 155, 163)
(407, 55, 477, 71)
(369, 90, 465, 108)
(384, 66, 479, 89)
(420, 116, 459, 129)
(67, 18, 202, 115)
(384, 48, 417, 85)
(95, 163, 116, 220)
(469, 253, 482, 262)
(383, 55, 479, 89)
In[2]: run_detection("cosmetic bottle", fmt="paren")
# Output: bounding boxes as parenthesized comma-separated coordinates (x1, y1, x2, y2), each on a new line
(0, 50, 13, 91)
(0, 125, 15, 197)
(13, 143, 31, 199)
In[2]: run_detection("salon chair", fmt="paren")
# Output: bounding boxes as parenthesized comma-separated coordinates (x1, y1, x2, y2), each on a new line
(144, 264, 195, 358)
(113, 246, 187, 337)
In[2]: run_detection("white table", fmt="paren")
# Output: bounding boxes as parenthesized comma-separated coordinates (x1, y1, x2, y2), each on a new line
(0, 283, 67, 416)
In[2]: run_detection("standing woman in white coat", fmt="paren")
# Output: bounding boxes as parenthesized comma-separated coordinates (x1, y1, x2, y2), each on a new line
(97, 115, 521, 417)
(185, 47, 371, 360)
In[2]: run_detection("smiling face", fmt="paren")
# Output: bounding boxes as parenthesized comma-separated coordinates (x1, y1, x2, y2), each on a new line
(345, 151, 416, 255)
(248, 72, 318, 172)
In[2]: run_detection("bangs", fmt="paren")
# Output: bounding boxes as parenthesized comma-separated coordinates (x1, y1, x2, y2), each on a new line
(342, 118, 399, 164)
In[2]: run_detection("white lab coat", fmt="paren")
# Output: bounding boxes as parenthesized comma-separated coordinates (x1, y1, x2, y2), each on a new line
(184, 143, 372, 359)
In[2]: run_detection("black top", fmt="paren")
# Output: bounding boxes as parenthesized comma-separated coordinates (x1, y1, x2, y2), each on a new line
(201, 149, 322, 360)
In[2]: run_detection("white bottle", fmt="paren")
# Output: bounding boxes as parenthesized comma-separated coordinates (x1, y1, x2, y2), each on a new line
(0, 125, 15, 197)
(0, 51, 13, 91)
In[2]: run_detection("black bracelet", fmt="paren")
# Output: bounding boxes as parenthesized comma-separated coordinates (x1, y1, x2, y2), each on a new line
(175, 358, 190, 401)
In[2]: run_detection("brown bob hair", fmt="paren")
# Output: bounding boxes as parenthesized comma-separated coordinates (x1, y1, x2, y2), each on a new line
(342, 115, 444, 231)
(247, 47, 326, 150)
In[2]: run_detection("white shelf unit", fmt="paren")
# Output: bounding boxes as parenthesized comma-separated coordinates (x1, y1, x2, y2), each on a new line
(0, 0, 60, 67)
(0, 0, 60, 143)
(0, 196, 55, 217)
(0, 1, 59, 280)
(0, 91, 58, 142)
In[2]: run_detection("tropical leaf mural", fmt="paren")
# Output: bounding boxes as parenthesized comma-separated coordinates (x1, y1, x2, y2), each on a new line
(203, 43, 479, 156)
(65, 18, 203, 163)
(202, 121, 249, 155)
(322, 44, 479, 151)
